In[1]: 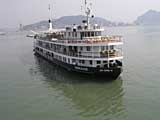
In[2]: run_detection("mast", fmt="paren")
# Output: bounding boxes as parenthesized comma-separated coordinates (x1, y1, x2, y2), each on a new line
(48, 4, 53, 31)
(84, 0, 92, 29)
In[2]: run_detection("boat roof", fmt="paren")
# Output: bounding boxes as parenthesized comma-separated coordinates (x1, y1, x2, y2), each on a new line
(42, 29, 65, 34)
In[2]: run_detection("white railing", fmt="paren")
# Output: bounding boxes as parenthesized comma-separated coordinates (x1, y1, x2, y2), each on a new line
(50, 36, 123, 44)
(36, 45, 123, 59)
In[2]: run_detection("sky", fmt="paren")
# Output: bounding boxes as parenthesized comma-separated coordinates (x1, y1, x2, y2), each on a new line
(0, 0, 160, 28)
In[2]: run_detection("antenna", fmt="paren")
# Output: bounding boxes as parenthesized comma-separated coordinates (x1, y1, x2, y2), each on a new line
(85, 0, 87, 10)
(48, 4, 51, 19)
(84, 0, 92, 29)
(48, 4, 53, 31)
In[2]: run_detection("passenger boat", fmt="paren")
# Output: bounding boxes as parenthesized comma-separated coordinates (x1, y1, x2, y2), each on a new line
(33, 1, 123, 78)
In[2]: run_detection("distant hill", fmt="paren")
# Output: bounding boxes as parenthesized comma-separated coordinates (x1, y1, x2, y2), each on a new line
(135, 10, 160, 25)
(23, 15, 130, 30)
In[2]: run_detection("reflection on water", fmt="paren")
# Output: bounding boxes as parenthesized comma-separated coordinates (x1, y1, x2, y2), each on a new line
(29, 55, 127, 119)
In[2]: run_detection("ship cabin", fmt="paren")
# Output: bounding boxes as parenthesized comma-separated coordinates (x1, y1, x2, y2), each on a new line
(62, 24, 103, 40)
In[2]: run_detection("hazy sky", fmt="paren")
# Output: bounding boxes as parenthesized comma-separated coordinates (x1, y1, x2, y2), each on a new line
(1, 0, 160, 28)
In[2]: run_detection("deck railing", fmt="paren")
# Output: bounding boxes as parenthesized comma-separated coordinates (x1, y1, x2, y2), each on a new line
(36, 45, 123, 59)
(46, 36, 123, 44)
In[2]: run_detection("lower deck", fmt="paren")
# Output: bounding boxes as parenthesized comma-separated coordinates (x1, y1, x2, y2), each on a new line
(35, 45, 123, 68)
(34, 48, 123, 78)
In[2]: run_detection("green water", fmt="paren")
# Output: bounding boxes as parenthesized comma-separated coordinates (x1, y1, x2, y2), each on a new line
(0, 26, 160, 120)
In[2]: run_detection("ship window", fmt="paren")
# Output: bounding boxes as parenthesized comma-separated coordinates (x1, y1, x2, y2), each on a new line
(101, 46, 105, 51)
(78, 60, 85, 64)
(110, 46, 114, 49)
(75, 32, 77, 37)
(82, 60, 85, 64)
(88, 32, 91, 37)
(95, 32, 101, 36)
(68, 32, 71, 37)
(63, 57, 67, 62)
(39, 41, 42, 46)
(82, 32, 84, 37)
(97, 65, 100, 68)
(80, 47, 83, 51)
(110, 60, 114, 63)
(96, 32, 98, 36)
(103, 61, 107, 63)
(91, 32, 94, 36)
(72, 59, 76, 63)
(85, 32, 87, 37)
(52, 43, 54, 48)
(68, 58, 70, 63)
(59, 56, 62, 61)
(80, 32, 84, 39)
(90, 60, 93, 65)
(52, 53, 54, 57)
(48, 52, 50, 56)
(95, 32, 97, 36)
(86, 46, 91, 51)
(80, 32, 82, 39)
(97, 61, 101, 64)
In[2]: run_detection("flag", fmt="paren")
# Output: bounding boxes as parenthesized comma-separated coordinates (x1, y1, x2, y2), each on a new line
(85, 0, 87, 5)
(48, 4, 51, 11)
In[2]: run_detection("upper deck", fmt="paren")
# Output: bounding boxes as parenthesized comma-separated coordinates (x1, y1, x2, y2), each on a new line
(36, 34, 123, 47)
(36, 24, 123, 47)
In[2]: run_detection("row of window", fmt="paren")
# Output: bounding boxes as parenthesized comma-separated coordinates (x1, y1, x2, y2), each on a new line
(63, 31, 101, 38)
(36, 47, 109, 66)
(80, 31, 101, 38)
(36, 47, 92, 65)
(68, 32, 77, 38)
(36, 47, 73, 64)
(97, 60, 108, 64)
(38, 41, 115, 53)
(38, 41, 93, 52)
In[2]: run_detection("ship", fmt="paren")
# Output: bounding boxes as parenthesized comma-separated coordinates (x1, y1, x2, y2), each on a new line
(32, 1, 123, 78)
